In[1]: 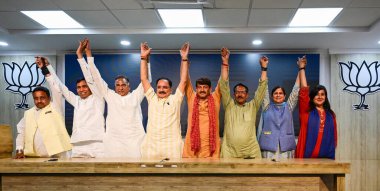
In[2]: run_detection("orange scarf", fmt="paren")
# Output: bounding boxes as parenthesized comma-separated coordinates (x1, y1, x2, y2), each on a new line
(190, 95, 216, 156)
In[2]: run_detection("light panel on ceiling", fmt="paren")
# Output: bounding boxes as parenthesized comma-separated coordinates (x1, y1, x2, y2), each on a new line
(289, 8, 343, 27)
(21, 11, 84, 29)
(158, 9, 204, 28)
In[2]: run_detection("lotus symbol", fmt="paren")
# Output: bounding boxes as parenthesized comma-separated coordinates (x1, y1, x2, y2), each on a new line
(338, 61, 380, 110)
(2, 61, 45, 109)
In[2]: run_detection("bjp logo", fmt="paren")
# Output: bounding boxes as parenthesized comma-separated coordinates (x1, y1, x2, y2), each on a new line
(2, 61, 45, 109)
(338, 61, 380, 110)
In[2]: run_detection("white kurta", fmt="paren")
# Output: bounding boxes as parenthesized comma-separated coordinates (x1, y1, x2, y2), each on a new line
(141, 87, 184, 159)
(45, 61, 105, 158)
(87, 57, 146, 158)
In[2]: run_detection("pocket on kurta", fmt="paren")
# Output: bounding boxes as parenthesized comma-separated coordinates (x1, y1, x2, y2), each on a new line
(162, 103, 176, 114)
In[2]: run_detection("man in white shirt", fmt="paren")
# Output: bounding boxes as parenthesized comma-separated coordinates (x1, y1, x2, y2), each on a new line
(41, 40, 106, 158)
(15, 85, 72, 159)
(140, 42, 189, 159)
(84, 39, 151, 158)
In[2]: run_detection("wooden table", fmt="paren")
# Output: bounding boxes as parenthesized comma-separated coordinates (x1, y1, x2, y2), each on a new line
(0, 158, 350, 191)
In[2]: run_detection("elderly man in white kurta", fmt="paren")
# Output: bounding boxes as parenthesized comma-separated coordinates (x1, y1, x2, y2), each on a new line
(85, 40, 151, 158)
(42, 41, 105, 158)
(140, 42, 189, 159)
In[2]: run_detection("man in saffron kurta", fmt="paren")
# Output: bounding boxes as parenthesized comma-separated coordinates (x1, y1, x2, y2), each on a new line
(220, 54, 268, 159)
(182, 78, 221, 158)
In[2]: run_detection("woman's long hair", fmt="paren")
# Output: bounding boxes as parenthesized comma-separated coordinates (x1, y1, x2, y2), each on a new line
(309, 85, 335, 117)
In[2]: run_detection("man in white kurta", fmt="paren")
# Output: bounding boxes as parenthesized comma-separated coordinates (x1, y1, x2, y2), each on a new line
(139, 42, 189, 159)
(43, 43, 106, 158)
(15, 85, 72, 158)
(85, 40, 151, 158)
(141, 87, 184, 159)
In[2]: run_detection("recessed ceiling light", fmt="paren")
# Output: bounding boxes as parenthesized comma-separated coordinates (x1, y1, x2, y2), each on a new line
(252, 40, 263, 45)
(289, 8, 343, 27)
(378, 40, 380, 44)
(120, 40, 131, 46)
(21, 11, 83, 29)
(158, 9, 204, 28)
(0, 41, 8, 46)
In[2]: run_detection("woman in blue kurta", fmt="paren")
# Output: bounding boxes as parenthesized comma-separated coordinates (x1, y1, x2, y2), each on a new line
(258, 57, 306, 159)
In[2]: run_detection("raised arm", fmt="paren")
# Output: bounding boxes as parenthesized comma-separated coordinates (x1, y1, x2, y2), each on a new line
(298, 55, 309, 115)
(35, 56, 63, 114)
(85, 40, 113, 98)
(140, 42, 152, 93)
(221, 47, 229, 81)
(260, 56, 268, 81)
(77, 39, 103, 98)
(44, 61, 77, 107)
(298, 55, 307, 88)
(251, 56, 269, 111)
(177, 42, 190, 94)
(287, 72, 300, 111)
(219, 47, 233, 107)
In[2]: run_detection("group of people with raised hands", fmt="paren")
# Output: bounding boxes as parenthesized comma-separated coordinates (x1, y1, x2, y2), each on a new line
(14, 39, 337, 160)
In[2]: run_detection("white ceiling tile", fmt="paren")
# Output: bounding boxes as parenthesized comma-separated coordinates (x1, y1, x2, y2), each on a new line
(300, 0, 352, 8)
(252, 0, 302, 8)
(204, 9, 249, 27)
(0, 0, 58, 11)
(102, 0, 142, 9)
(112, 10, 163, 28)
(215, 0, 251, 9)
(0, 12, 45, 29)
(350, 0, 380, 8)
(51, 0, 107, 10)
(66, 11, 123, 28)
(332, 8, 380, 27)
(248, 9, 296, 26)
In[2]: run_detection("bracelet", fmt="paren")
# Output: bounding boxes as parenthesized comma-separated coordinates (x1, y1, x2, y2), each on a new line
(299, 67, 305, 71)
(141, 57, 147, 60)
(261, 67, 267, 71)
(222, 63, 229, 66)
(182, 59, 188, 62)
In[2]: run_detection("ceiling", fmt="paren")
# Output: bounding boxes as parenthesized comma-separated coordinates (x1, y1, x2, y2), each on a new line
(0, 0, 380, 52)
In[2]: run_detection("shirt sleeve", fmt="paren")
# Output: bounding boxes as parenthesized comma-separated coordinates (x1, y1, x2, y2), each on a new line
(174, 87, 184, 104)
(45, 69, 77, 107)
(299, 87, 310, 115)
(262, 83, 270, 111)
(45, 65, 63, 114)
(295, 86, 310, 158)
(16, 117, 25, 150)
(185, 77, 194, 103)
(144, 87, 155, 104)
(219, 78, 232, 109)
(213, 78, 222, 103)
(87, 57, 113, 100)
(133, 83, 145, 103)
(78, 57, 102, 98)
(287, 83, 300, 112)
(251, 78, 268, 112)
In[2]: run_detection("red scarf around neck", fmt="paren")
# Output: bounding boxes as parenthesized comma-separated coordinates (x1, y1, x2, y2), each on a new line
(190, 95, 217, 156)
